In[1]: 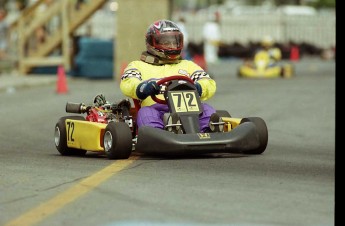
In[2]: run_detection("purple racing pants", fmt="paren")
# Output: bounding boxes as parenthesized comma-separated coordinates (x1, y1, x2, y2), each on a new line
(136, 103, 216, 132)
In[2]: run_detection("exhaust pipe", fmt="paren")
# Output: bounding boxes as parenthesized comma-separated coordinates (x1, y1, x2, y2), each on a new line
(66, 102, 86, 114)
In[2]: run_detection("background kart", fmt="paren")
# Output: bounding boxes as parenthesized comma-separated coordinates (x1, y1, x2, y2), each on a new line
(54, 98, 134, 159)
(238, 50, 294, 78)
(54, 75, 268, 159)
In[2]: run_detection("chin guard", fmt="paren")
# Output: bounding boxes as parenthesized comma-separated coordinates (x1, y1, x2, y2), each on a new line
(140, 51, 181, 65)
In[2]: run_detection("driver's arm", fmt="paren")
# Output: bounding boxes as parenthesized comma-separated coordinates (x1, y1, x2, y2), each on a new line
(197, 76, 216, 101)
(188, 64, 216, 101)
(120, 62, 142, 100)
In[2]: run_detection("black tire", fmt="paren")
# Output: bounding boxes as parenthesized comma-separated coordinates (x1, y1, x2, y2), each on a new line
(209, 110, 231, 132)
(103, 122, 132, 159)
(54, 116, 87, 156)
(237, 69, 243, 78)
(240, 117, 268, 154)
(165, 113, 183, 134)
(216, 110, 231, 118)
(281, 64, 294, 78)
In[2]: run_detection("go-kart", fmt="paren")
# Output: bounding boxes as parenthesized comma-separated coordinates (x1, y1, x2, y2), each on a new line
(54, 96, 134, 159)
(238, 50, 293, 78)
(54, 75, 268, 159)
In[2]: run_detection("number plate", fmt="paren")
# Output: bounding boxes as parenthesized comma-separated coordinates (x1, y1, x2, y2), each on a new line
(167, 90, 202, 115)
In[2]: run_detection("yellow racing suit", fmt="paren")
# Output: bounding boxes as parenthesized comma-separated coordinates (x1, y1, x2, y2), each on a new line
(120, 60, 216, 106)
(120, 59, 217, 132)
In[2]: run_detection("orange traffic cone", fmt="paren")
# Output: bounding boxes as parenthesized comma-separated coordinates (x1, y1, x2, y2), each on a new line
(120, 62, 128, 74)
(56, 65, 68, 94)
(290, 45, 300, 62)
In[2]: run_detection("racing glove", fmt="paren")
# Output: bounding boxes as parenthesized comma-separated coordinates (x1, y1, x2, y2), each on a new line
(136, 80, 160, 100)
(195, 82, 202, 97)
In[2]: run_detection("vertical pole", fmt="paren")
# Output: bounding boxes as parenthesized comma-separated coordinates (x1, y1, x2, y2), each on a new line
(115, 0, 170, 83)
(18, 15, 25, 75)
(61, 0, 70, 71)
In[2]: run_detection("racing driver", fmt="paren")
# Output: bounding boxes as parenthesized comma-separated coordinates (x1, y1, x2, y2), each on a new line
(120, 19, 217, 132)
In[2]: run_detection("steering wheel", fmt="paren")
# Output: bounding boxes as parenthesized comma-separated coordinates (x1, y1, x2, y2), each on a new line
(151, 75, 195, 104)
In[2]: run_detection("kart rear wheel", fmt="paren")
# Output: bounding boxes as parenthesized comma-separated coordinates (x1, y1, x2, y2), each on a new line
(103, 122, 132, 159)
(281, 64, 294, 78)
(240, 117, 268, 154)
(237, 68, 243, 78)
(54, 116, 87, 156)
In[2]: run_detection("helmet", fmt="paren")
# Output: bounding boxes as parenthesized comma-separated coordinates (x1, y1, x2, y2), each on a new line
(145, 20, 184, 60)
(261, 35, 274, 48)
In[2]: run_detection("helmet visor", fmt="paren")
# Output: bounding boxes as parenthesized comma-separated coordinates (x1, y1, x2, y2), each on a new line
(152, 32, 183, 51)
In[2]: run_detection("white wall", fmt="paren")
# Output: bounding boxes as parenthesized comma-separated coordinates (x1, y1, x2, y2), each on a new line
(173, 10, 336, 48)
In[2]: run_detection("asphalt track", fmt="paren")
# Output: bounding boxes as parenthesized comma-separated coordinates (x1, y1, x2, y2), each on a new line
(0, 58, 335, 226)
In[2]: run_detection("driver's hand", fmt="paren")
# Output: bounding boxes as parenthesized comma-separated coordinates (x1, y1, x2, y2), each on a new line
(136, 80, 160, 100)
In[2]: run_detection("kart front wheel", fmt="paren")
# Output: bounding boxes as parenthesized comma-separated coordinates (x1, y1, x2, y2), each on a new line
(103, 122, 132, 159)
(54, 116, 87, 156)
(164, 113, 183, 134)
(240, 117, 268, 154)
(209, 110, 231, 132)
